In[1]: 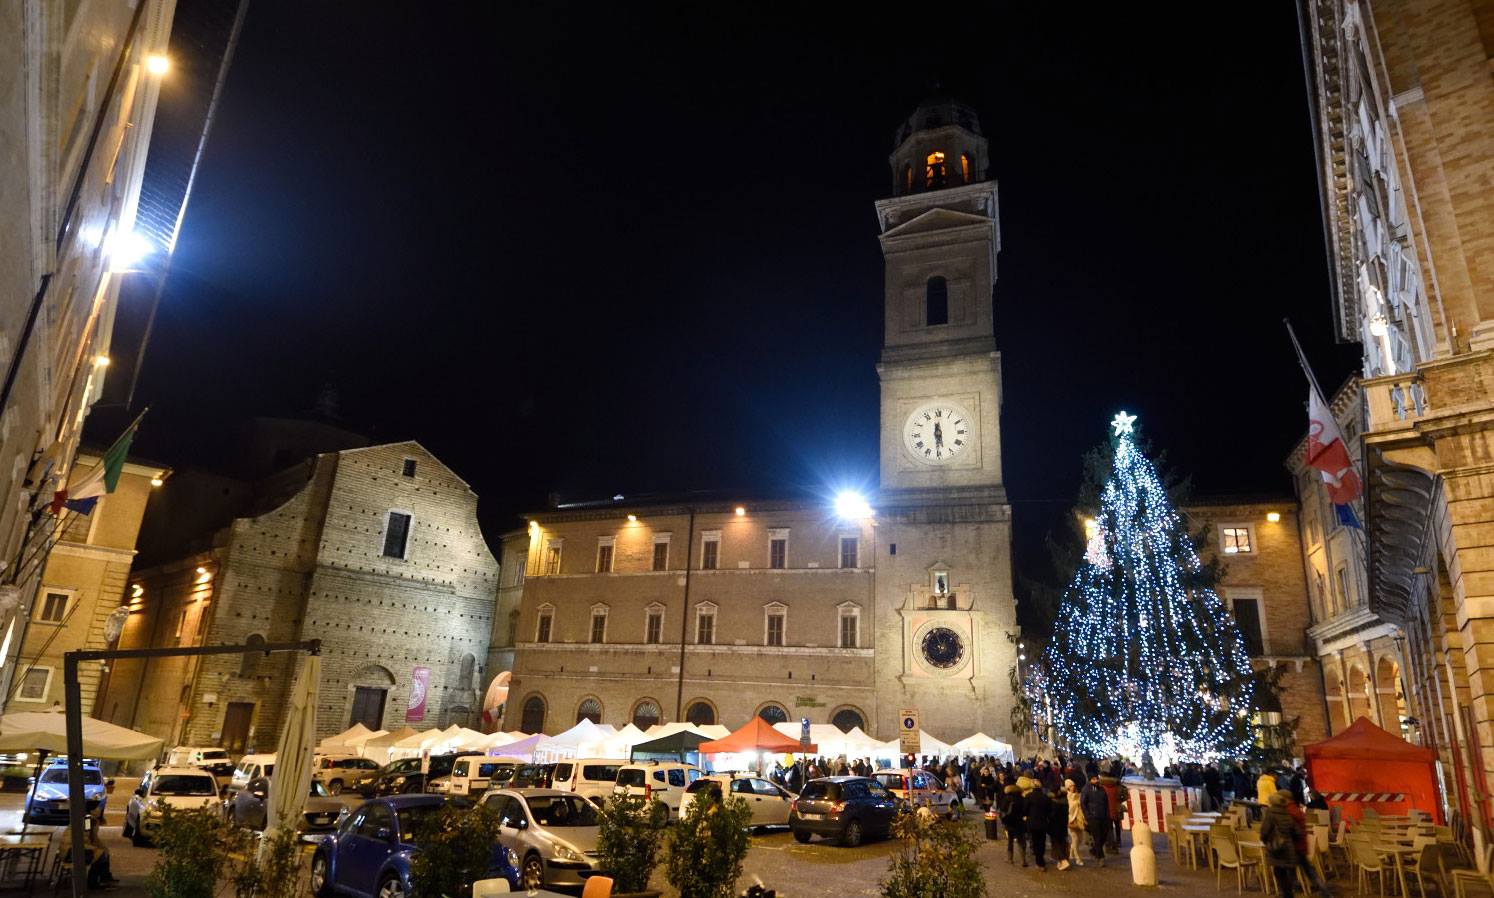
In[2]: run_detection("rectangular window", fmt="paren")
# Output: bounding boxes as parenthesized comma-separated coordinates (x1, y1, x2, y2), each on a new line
(1220, 526, 1253, 555)
(840, 537, 859, 569)
(536, 611, 553, 643)
(36, 592, 69, 623)
(696, 609, 715, 645)
(1231, 597, 1265, 656)
(382, 512, 412, 559)
(766, 611, 785, 647)
(769, 530, 788, 569)
(839, 611, 859, 649)
(1336, 566, 1352, 609)
(596, 542, 613, 573)
(645, 609, 663, 644)
(17, 668, 50, 702)
(590, 610, 607, 644)
(701, 534, 720, 570)
(174, 609, 187, 640)
(401, 458, 417, 478)
(545, 541, 562, 575)
(652, 540, 669, 571)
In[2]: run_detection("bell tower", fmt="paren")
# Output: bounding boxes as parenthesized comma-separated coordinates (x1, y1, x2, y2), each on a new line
(870, 97, 1017, 745)
(874, 97, 1003, 499)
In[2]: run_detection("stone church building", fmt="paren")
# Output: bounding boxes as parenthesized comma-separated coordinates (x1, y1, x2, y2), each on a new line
(101, 440, 499, 754)
(502, 98, 1021, 743)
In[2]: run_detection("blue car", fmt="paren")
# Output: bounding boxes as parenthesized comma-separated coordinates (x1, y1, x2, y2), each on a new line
(310, 795, 520, 898)
(25, 760, 108, 825)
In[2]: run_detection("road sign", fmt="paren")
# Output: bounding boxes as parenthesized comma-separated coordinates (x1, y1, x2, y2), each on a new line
(898, 708, 920, 755)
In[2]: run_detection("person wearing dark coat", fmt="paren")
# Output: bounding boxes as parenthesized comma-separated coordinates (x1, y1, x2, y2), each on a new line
(1025, 784, 1053, 871)
(1204, 765, 1224, 809)
(1260, 790, 1304, 897)
(1046, 787, 1072, 871)
(999, 775, 1027, 866)
(1079, 774, 1111, 865)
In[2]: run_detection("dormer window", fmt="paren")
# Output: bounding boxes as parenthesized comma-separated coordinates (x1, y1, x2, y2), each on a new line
(925, 151, 947, 189)
(926, 277, 949, 326)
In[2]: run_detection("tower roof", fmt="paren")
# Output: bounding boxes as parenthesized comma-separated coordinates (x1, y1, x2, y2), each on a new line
(894, 96, 983, 147)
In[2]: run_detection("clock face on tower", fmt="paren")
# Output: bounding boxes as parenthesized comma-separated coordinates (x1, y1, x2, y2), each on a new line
(903, 402, 973, 465)
(920, 626, 965, 669)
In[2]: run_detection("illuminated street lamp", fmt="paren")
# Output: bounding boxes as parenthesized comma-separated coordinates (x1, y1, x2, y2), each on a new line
(833, 491, 872, 520)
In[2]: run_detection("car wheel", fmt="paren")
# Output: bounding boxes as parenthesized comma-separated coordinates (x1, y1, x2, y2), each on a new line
(793, 829, 811, 844)
(309, 853, 333, 898)
(841, 818, 863, 848)
(328, 779, 343, 795)
(377, 874, 406, 898)
(521, 854, 545, 890)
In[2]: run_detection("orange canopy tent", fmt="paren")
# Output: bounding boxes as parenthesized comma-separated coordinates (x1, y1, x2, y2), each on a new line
(1303, 716, 1442, 824)
(698, 717, 817, 755)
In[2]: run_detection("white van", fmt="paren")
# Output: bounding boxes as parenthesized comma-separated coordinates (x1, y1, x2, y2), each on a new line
(612, 761, 702, 816)
(164, 746, 235, 784)
(228, 753, 275, 797)
(552, 758, 622, 801)
(446, 754, 525, 797)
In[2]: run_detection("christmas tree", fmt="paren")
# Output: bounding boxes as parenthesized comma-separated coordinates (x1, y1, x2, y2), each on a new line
(1038, 412, 1258, 763)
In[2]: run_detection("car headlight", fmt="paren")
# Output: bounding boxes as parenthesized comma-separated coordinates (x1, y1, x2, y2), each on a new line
(552, 844, 581, 862)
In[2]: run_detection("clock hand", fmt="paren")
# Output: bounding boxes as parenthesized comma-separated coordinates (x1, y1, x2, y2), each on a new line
(934, 422, 943, 448)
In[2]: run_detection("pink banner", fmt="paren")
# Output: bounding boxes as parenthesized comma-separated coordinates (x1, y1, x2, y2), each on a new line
(406, 666, 431, 722)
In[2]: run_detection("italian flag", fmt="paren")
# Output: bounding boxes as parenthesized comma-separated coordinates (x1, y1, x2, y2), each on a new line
(50, 416, 142, 516)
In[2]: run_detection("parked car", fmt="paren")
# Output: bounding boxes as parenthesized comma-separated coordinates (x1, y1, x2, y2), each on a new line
(871, 768, 963, 818)
(314, 755, 382, 795)
(228, 753, 276, 797)
(612, 761, 701, 817)
(551, 759, 621, 801)
(480, 788, 604, 891)
(679, 774, 795, 828)
(228, 775, 346, 834)
(445, 754, 523, 797)
(367, 754, 459, 797)
(788, 776, 899, 847)
(165, 746, 236, 785)
(24, 759, 110, 825)
(310, 795, 520, 898)
(508, 763, 555, 790)
(123, 766, 222, 846)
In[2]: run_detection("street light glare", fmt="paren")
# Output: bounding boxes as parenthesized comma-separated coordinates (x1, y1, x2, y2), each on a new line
(834, 491, 872, 520)
(106, 229, 155, 271)
(146, 54, 170, 75)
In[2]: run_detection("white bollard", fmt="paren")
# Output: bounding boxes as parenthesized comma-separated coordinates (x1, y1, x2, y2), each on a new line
(1130, 820, 1158, 886)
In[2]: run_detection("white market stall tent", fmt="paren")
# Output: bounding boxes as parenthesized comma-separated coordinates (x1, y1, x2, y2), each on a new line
(581, 723, 647, 759)
(951, 732, 1016, 761)
(317, 723, 386, 755)
(0, 710, 162, 760)
(534, 719, 616, 762)
(643, 721, 729, 741)
(771, 723, 893, 759)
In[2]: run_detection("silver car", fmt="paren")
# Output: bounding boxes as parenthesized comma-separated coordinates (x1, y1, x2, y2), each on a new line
(479, 788, 603, 890)
(228, 775, 346, 834)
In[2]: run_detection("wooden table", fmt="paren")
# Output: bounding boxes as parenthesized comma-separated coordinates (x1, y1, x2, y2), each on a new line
(0, 834, 49, 888)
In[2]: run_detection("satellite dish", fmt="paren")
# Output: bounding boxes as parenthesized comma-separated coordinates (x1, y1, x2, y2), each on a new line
(103, 605, 131, 644)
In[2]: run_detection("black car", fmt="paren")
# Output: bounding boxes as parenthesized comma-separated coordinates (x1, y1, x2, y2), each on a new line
(366, 754, 459, 797)
(788, 776, 900, 847)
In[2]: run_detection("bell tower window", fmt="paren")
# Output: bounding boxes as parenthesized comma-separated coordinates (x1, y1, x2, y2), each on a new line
(926, 277, 949, 327)
(961, 153, 972, 183)
(925, 151, 947, 189)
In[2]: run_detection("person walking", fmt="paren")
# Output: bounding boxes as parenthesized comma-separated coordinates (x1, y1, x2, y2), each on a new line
(1285, 792, 1332, 897)
(1064, 777, 1086, 867)
(1025, 780, 1053, 871)
(1000, 774, 1028, 866)
(1099, 766, 1127, 851)
(1047, 786, 1072, 871)
(1260, 790, 1304, 897)
(1080, 773, 1111, 866)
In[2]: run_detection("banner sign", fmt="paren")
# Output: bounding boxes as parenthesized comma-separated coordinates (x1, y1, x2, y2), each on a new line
(406, 666, 431, 722)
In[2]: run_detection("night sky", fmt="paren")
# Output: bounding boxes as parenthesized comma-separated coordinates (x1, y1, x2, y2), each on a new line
(124, 3, 1363, 599)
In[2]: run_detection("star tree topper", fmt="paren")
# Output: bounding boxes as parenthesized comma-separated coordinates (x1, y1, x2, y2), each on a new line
(1111, 410, 1138, 435)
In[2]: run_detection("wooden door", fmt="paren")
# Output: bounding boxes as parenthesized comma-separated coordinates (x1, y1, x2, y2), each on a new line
(349, 687, 387, 730)
(222, 702, 254, 755)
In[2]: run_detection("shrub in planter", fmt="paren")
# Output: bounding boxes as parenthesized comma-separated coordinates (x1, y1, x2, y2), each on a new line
(408, 803, 506, 898)
(230, 828, 302, 898)
(146, 806, 249, 898)
(665, 792, 752, 898)
(595, 794, 667, 895)
(880, 811, 986, 898)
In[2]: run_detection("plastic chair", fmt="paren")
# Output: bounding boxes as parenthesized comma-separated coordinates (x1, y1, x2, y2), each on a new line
(1451, 870, 1494, 898)
(581, 876, 615, 898)
(1352, 836, 1390, 897)
(471, 879, 511, 896)
(1402, 841, 1441, 898)
(1213, 834, 1261, 893)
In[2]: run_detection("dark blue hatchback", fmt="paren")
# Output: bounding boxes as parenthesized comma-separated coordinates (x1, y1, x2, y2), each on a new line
(310, 795, 520, 898)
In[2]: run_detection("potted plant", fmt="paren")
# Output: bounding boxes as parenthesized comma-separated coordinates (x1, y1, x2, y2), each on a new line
(595, 794, 667, 897)
(880, 810, 986, 898)
(665, 791, 751, 898)
(146, 806, 248, 898)
(408, 803, 507, 898)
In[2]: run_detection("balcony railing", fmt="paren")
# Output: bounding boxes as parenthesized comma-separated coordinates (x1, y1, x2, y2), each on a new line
(1365, 372, 1428, 432)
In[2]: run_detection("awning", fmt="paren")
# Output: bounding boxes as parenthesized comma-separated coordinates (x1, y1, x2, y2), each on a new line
(0, 710, 162, 761)
(699, 717, 815, 755)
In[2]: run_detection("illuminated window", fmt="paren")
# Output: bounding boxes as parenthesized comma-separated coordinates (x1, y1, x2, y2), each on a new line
(926, 276, 948, 326)
(903, 164, 913, 193)
(925, 151, 947, 189)
(544, 540, 562, 575)
(961, 153, 972, 183)
(1220, 526, 1253, 554)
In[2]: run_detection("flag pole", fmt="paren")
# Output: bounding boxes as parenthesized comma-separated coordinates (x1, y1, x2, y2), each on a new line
(1284, 319, 1329, 402)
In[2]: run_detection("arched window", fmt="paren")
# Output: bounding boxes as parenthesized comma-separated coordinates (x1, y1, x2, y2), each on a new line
(576, 697, 602, 725)
(239, 634, 266, 678)
(631, 699, 661, 729)
(757, 703, 789, 725)
(925, 151, 947, 189)
(902, 163, 913, 193)
(685, 700, 716, 726)
(960, 153, 972, 183)
(830, 706, 865, 733)
(926, 277, 949, 327)
(520, 694, 547, 734)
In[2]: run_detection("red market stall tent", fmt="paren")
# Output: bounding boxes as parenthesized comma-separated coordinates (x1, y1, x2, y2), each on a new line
(699, 717, 817, 755)
(1304, 716, 1443, 824)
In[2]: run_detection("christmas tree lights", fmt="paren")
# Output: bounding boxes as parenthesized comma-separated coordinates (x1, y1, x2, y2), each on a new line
(1038, 412, 1257, 763)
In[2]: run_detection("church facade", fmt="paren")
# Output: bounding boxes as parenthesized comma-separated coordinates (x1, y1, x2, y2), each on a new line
(501, 99, 1019, 744)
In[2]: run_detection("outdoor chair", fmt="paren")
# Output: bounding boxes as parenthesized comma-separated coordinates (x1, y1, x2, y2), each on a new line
(1210, 824, 1237, 872)
(1352, 835, 1391, 897)
(471, 879, 511, 896)
(581, 876, 615, 898)
(1213, 833, 1261, 893)
(1402, 841, 1441, 898)
(1451, 870, 1494, 898)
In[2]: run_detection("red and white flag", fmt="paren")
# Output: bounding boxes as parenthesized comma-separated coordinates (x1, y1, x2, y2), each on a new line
(1307, 388, 1362, 505)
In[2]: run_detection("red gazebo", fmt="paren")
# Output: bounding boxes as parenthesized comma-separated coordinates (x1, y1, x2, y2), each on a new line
(698, 717, 817, 755)
(1303, 716, 1443, 824)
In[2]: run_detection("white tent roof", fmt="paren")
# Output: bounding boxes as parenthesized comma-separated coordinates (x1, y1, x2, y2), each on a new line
(951, 732, 1016, 760)
(445, 728, 490, 751)
(0, 710, 162, 761)
(644, 721, 729, 741)
(393, 729, 444, 750)
(318, 723, 386, 753)
(540, 719, 615, 748)
(581, 723, 647, 759)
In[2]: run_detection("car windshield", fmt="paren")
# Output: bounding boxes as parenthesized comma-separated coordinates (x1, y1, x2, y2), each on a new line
(799, 782, 842, 801)
(202, 751, 230, 761)
(154, 775, 217, 796)
(525, 796, 597, 827)
(40, 768, 104, 785)
(396, 805, 443, 843)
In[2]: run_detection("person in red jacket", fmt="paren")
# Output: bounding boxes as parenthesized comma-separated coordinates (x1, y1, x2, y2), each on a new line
(1098, 767, 1128, 850)
(1285, 794, 1333, 897)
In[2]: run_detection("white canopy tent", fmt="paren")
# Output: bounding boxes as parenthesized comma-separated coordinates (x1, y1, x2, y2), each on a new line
(643, 721, 729, 741)
(317, 723, 386, 755)
(0, 710, 162, 760)
(771, 722, 889, 758)
(534, 719, 616, 762)
(580, 723, 647, 759)
(951, 732, 1016, 761)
